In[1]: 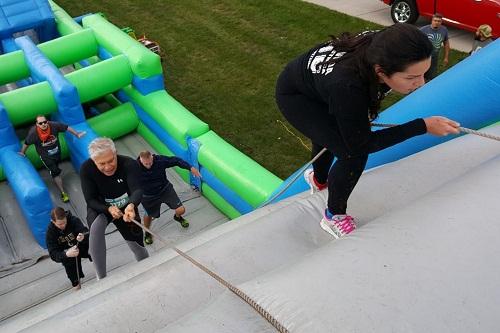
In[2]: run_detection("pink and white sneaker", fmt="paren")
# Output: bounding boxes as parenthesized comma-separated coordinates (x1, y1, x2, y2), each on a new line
(304, 168, 327, 194)
(320, 212, 356, 239)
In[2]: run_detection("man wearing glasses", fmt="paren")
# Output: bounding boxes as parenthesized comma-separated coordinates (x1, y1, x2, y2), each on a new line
(19, 115, 86, 202)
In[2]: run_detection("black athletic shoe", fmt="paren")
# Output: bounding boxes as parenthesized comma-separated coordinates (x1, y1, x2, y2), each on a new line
(173, 214, 189, 228)
(144, 232, 153, 245)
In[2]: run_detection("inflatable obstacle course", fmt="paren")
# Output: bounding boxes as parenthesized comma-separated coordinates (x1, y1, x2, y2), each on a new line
(0, 0, 282, 247)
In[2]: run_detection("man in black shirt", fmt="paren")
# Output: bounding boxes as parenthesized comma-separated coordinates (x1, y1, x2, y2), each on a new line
(46, 207, 90, 290)
(137, 150, 201, 244)
(80, 137, 148, 279)
(19, 115, 86, 202)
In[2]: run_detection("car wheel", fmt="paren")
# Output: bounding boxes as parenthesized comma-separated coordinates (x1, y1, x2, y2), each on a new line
(391, 0, 419, 24)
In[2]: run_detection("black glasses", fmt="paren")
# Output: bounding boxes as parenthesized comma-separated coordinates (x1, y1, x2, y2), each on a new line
(37, 121, 48, 125)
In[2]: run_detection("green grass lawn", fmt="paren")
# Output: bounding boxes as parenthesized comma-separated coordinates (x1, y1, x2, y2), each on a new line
(56, 0, 467, 179)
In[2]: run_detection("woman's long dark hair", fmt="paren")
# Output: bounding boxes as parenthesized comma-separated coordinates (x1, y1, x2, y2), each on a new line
(324, 23, 432, 119)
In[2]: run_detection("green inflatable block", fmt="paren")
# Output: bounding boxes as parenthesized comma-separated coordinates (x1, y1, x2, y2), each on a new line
(0, 29, 97, 85)
(197, 131, 282, 208)
(38, 29, 98, 68)
(123, 86, 209, 149)
(66, 55, 133, 103)
(49, 0, 84, 35)
(0, 55, 132, 126)
(0, 82, 56, 126)
(87, 102, 139, 138)
(0, 51, 29, 86)
(82, 14, 162, 79)
(201, 183, 241, 219)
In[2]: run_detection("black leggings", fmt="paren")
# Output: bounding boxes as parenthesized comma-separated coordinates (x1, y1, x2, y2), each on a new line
(61, 241, 90, 286)
(275, 67, 367, 215)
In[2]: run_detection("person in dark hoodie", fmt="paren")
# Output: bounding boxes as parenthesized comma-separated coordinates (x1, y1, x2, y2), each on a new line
(46, 207, 90, 290)
(137, 150, 201, 245)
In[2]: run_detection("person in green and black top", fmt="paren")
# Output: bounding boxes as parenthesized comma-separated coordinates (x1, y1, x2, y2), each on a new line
(19, 115, 86, 202)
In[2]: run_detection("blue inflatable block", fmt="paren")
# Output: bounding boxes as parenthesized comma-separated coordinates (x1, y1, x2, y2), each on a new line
(187, 137, 201, 189)
(0, 148, 52, 247)
(0, 104, 19, 149)
(15, 35, 86, 125)
(0, 0, 55, 41)
(97, 46, 112, 60)
(63, 122, 98, 172)
(132, 74, 164, 95)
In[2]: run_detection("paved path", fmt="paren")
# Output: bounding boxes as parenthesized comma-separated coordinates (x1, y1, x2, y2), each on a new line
(304, 0, 473, 52)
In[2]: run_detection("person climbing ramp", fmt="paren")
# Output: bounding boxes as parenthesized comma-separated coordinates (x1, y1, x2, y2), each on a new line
(275, 24, 460, 238)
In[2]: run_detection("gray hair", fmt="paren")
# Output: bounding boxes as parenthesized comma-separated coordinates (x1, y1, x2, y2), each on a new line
(88, 137, 116, 159)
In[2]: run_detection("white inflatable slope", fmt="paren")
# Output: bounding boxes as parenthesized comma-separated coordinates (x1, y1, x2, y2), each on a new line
(3, 125, 500, 333)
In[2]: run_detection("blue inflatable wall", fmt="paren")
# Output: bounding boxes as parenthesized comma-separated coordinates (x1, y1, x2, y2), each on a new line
(0, 0, 56, 44)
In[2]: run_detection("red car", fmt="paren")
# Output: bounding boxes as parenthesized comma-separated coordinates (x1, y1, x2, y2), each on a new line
(380, 0, 500, 38)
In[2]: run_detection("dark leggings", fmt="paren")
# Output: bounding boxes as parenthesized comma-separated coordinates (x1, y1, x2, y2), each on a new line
(62, 241, 90, 286)
(276, 67, 367, 215)
(87, 208, 149, 279)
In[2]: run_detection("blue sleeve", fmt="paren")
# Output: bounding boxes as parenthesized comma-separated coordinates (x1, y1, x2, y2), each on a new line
(157, 155, 191, 170)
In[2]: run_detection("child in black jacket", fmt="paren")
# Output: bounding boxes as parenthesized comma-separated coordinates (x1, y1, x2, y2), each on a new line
(46, 207, 91, 289)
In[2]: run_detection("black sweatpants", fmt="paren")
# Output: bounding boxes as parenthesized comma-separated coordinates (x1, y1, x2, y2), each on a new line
(61, 241, 90, 287)
(275, 67, 367, 215)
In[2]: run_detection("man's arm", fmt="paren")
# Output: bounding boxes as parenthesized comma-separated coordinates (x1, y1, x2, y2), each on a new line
(443, 39, 450, 66)
(159, 155, 192, 170)
(18, 143, 29, 156)
(67, 126, 86, 138)
(19, 128, 35, 156)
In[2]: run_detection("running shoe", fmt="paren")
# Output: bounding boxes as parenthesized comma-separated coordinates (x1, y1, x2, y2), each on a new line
(319, 210, 356, 239)
(304, 168, 327, 194)
(144, 232, 153, 245)
(61, 192, 70, 203)
(174, 214, 189, 228)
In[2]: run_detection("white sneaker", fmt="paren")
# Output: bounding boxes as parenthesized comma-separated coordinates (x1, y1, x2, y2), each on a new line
(304, 168, 327, 194)
(320, 212, 356, 239)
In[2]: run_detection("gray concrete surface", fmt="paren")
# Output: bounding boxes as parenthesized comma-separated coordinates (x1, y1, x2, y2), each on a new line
(304, 0, 474, 52)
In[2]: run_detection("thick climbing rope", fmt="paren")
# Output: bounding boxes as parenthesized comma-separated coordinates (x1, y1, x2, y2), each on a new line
(261, 122, 500, 207)
(258, 147, 328, 208)
(129, 218, 289, 333)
